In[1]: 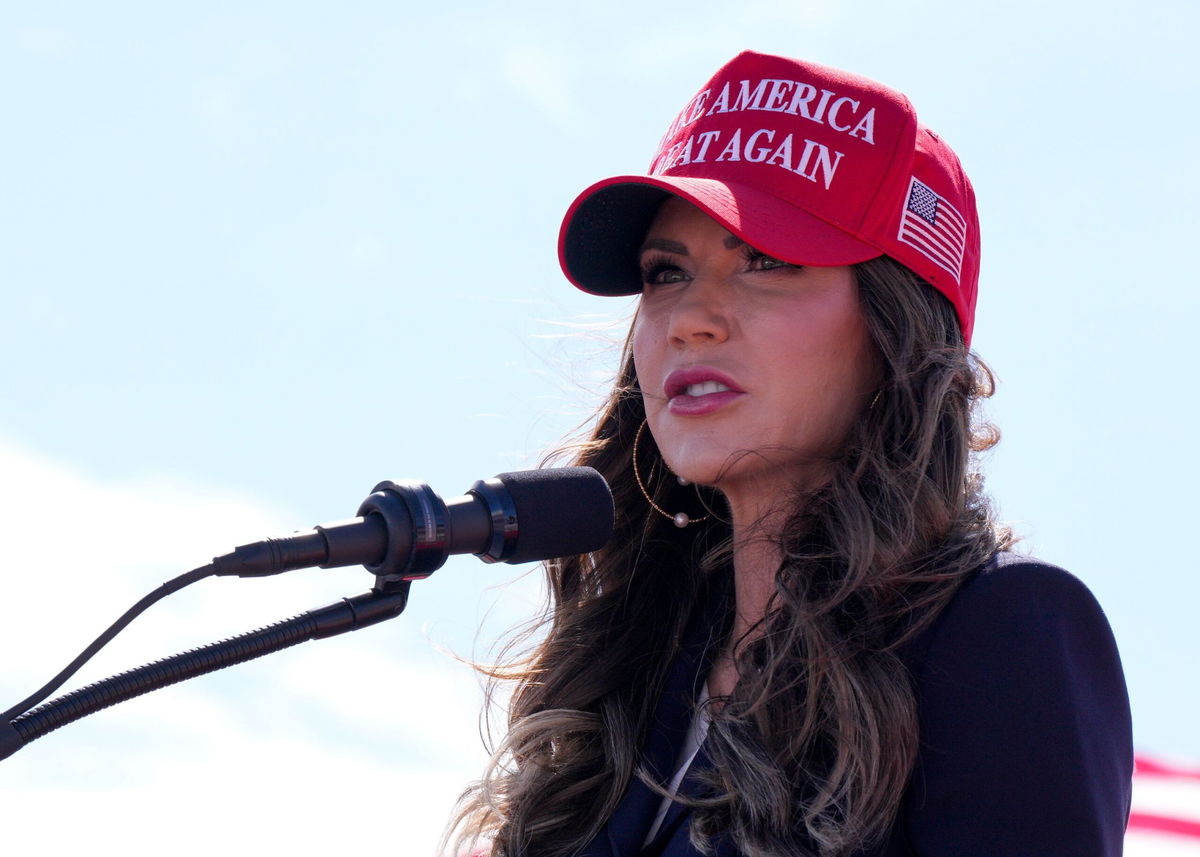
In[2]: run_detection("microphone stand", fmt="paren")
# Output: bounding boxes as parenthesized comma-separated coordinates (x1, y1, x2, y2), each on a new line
(0, 476, 457, 762)
(0, 580, 411, 762)
(0, 466, 614, 762)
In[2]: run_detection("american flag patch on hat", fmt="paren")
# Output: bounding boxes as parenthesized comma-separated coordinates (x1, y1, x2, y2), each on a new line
(898, 177, 966, 283)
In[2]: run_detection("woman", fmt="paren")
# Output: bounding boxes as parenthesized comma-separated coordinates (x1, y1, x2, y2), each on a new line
(449, 51, 1132, 857)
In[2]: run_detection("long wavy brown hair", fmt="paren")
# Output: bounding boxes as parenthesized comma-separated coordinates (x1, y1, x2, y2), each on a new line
(445, 255, 1014, 857)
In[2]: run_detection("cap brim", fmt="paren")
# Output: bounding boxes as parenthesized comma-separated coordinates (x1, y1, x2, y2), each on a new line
(558, 175, 884, 296)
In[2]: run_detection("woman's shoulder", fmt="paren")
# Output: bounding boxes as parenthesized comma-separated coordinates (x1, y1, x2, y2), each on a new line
(897, 551, 1134, 856)
(909, 550, 1117, 674)
(910, 545, 1129, 694)
(951, 549, 1103, 610)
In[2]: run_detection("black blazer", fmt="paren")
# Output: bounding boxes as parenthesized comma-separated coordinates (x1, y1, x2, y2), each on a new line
(579, 553, 1133, 857)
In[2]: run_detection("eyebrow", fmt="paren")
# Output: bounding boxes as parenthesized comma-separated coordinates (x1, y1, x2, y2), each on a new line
(638, 238, 688, 256)
(637, 235, 747, 255)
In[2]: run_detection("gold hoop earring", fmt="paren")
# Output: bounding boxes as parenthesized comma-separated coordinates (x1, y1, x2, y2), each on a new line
(632, 419, 710, 528)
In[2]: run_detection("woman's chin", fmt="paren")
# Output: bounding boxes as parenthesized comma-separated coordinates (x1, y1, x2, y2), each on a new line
(664, 456, 762, 496)
(659, 447, 728, 488)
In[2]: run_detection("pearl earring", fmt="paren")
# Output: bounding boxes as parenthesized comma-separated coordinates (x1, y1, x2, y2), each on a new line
(631, 420, 710, 528)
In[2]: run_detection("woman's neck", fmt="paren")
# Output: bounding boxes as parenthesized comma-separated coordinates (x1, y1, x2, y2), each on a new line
(708, 511, 787, 699)
(729, 527, 783, 643)
(719, 460, 830, 619)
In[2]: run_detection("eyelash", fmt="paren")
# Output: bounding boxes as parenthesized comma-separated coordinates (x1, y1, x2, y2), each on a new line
(741, 246, 794, 270)
(638, 247, 799, 285)
(640, 253, 682, 285)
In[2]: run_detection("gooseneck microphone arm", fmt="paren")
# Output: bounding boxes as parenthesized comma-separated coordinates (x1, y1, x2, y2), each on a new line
(0, 467, 615, 762)
(0, 585, 412, 761)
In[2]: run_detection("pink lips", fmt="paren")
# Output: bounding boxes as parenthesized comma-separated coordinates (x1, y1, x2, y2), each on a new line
(663, 367, 745, 416)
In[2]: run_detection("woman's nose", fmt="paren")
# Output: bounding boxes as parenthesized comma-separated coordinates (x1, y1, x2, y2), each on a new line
(666, 276, 732, 347)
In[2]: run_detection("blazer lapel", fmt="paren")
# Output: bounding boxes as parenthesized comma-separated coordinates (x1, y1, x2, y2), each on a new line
(581, 574, 732, 857)
(641, 741, 727, 857)
(607, 579, 730, 856)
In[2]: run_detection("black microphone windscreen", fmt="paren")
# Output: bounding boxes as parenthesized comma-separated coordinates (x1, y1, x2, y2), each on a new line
(495, 467, 614, 564)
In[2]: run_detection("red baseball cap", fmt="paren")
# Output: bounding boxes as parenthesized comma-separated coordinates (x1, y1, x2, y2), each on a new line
(558, 51, 980, 344)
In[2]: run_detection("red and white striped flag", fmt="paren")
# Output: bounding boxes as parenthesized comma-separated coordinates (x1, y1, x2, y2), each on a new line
(1126, 754, 1200, 855)
(896, 177, 967, 284)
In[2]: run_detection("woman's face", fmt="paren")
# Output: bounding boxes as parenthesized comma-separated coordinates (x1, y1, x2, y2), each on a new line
(632, 197, 879, 515)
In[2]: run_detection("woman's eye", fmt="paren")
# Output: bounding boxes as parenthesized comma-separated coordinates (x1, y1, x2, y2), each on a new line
(640, 256, 687, 286)
(746, 250, 791, 271)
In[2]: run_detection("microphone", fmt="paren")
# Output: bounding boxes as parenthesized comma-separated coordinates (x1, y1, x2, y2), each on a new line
(211, 467, 614, 586)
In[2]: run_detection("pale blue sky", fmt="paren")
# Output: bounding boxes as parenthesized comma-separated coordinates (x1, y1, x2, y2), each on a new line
(1, 2, 1197, 854)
